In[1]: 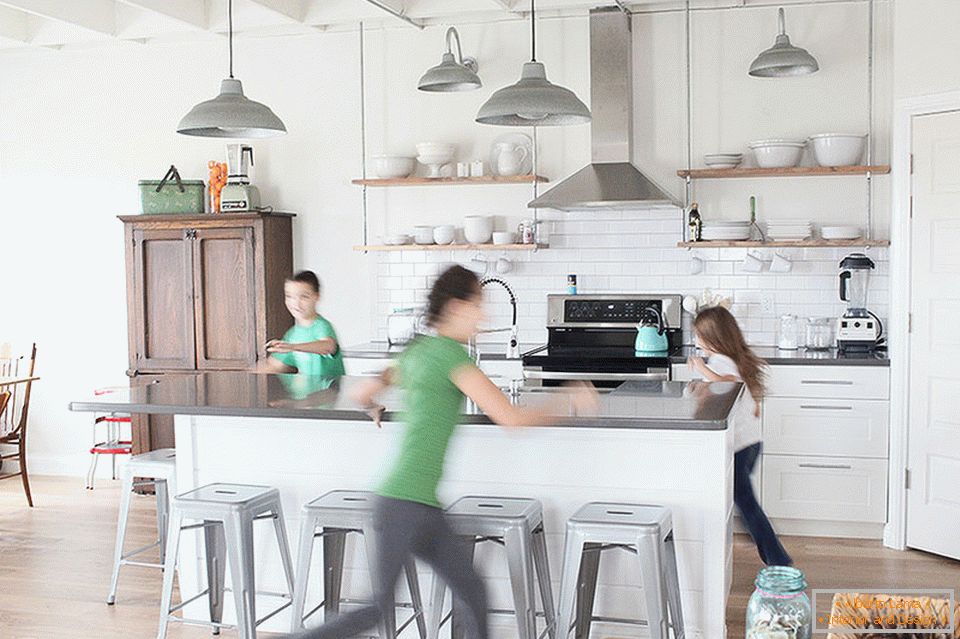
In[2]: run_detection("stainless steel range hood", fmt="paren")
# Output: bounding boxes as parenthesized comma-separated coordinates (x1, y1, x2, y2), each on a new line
(529, 7, 677, 211)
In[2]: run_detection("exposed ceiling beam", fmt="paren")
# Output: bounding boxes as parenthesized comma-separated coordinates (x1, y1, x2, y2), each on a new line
(115, 0, 208, 30)
(0, 0, 116, 36)
(362, 0, 424, 29)
(244, 0, 303, 23)
(0, 5, 29, 42)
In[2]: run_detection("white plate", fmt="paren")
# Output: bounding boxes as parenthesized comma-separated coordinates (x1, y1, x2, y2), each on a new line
(704, 220, 752, 227)
(821, 225, 862, 240)
(489, 132, 533, 176)
(702, 230, 752, 240)
(704, 161, 742, 169)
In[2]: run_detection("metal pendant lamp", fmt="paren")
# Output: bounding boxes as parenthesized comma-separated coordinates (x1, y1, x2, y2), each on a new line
(418, 27, 481, 92)
(476, 0, 590, 126)
(177, 0, 286, 138)
(749, 7, 819, 78)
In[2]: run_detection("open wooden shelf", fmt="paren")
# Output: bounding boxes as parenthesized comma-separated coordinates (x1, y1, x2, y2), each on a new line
(677, 238, 890, 248)
(354, 243, 548, 252)
(676, 165, 891, 179)
(352, 175, 549, 187)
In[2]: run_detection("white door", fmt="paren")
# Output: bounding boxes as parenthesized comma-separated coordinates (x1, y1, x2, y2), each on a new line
(906, 110, 960, 560)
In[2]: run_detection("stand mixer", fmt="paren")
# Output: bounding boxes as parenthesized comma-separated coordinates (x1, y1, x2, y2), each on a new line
(836, 253, 882, 352)
(221, 144, 261, 212)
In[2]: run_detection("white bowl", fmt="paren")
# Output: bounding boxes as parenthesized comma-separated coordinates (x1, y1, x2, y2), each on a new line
(463, 215, 493, 244)
(433, 225, 456, 245)
(413, 225, 435, 245)
(372, 155, 415, 179)
(748, 139, 806, 168)
(384, 234, 412, 246)
(492, 231, 516, 245)
(820, 225, 862, 240)
(809, 133, 866, 167)
(416, 142, 455, 157)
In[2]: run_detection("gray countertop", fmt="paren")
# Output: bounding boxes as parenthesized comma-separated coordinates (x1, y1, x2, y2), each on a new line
(68, 372, 739, 431)
(670, 345, 889, 367)
(343, 341, 526, 361)
(345, 341, 888, 366)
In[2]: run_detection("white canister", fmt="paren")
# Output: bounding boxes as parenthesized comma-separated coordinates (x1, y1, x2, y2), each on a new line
(778, 314, 800, 350)
(518, 219, 536, 244)
(456, 162, 470, 178)
(470, 160, 485, 177)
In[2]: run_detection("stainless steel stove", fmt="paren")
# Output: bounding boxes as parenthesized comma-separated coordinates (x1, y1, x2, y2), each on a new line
(522, 294, 683, 388)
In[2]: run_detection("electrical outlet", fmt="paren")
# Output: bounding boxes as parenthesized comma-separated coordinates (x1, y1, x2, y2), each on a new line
(760, 293, 774, 314)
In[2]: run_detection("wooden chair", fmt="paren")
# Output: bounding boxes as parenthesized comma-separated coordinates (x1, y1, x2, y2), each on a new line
(0, 343, 37, 507)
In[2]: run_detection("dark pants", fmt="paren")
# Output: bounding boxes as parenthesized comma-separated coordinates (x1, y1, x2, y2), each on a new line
(735, 442, 793, 566)
(290, 496, 488, 639)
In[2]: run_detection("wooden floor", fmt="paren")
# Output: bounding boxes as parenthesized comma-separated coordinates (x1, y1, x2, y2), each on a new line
(2, 476, 958, 639)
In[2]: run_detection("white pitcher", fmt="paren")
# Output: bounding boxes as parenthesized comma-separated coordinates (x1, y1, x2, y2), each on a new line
(494, 142, 528, 176)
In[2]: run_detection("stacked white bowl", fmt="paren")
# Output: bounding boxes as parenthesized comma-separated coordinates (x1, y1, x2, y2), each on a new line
(809, 134, 866, 167)
(748, 139, 806, 168)
(701, 220, 752, 241)
(766, 220, 812, 241)
(703, 153, 743, 169)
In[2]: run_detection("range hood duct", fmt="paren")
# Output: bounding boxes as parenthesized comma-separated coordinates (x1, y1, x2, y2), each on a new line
(529, 7, 677, 211)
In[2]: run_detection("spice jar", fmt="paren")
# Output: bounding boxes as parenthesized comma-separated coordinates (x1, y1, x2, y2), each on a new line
(745, 566, 812, 639)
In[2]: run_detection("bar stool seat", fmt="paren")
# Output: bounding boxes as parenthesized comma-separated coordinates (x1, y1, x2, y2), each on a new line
(428, 495, 556, 639)
(290, 490, 428, 638)
(158, 483, 295, 639)
(555, 502, 685, 639)
(106, 448, 176, 605)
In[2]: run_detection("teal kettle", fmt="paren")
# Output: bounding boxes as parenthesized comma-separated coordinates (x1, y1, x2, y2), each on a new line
(635, 308, 669, 353)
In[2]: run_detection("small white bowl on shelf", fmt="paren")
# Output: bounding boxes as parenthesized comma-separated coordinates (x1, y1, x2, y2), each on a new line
(748, 139, 806, 168)
(820, 225, 862, 240)
(703, 153, 743, 169)
(372, 155, 416, 179)
(464, 215, 493, 244)
(433, 225, 456, 245)
(809, 133, 866, 167)
(383, 234, 412, 246)
(492, 231, 516, 245)
(413, 226, 435, 245)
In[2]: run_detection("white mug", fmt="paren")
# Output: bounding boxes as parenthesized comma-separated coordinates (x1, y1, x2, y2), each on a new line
(742, 252, 764, 273)
(770, 252, 793, 273)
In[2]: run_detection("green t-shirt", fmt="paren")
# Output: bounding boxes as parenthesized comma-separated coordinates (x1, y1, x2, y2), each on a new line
(378, 335, 474, 508)
(271, 316, 346, 378)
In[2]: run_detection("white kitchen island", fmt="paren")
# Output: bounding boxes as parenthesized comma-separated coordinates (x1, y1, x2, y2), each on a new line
(72, 372, 740, 639)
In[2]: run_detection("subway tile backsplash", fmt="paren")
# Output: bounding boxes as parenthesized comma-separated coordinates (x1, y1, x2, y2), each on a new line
(373, 210, 889, 347)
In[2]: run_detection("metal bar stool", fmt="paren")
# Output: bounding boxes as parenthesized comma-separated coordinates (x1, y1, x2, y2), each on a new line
(290, 490, 428, 638)
(427, 496, 556, 639)
(106, 448, 176, 605)
(555, 502, 684, 639)
(85, 387, 133, 490)
(158, 483, 295, 639)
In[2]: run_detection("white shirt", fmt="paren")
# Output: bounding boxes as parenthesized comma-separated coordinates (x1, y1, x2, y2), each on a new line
(707, 354, 762, 450)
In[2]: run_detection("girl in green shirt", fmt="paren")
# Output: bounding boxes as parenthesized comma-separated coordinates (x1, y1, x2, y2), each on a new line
(290, 265, 597, 639)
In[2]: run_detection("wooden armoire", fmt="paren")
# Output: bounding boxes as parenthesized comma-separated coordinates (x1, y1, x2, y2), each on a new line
(120, 212, 294, 452)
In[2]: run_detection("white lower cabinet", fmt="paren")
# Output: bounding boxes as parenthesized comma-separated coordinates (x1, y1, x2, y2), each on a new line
(762, 397, 889, 458)
(761, 454, 888, 523)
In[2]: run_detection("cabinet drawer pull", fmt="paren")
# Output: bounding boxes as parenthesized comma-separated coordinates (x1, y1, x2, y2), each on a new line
(799, 404, 853, 411)
(797, 463, 853, 470)
(800, 379, 855, 386)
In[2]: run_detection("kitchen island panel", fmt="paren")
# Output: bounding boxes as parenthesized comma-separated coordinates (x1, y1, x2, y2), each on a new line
(173, 413, 733, 638)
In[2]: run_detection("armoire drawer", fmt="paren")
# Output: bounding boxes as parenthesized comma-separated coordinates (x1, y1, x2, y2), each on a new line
(765, 365, 889, 400)
(762, 398, 889, 458)
(761, 454, 887, 523)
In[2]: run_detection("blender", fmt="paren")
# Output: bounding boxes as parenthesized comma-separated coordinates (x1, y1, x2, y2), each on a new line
(836, 253, 882, 352)
(221, 144, 261, 212)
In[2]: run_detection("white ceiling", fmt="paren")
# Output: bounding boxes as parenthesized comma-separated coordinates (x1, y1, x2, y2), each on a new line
(0, 0, 862, 51)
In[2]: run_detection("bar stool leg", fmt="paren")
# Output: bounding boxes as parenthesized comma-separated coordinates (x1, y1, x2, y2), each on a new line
(504, 524, 538, 639)
(574, 543, 601, 639)
(270, 506, 296, 599)
(106, 467, 135, 605)
(291, 513, 319, 632)
(85, 452, 99, 490)
(662, 532, 685, 639)
(635, 534, 667, 639)
(155, 479, 169, 565)
(555, 528, 586, 639)
(531, 526, 557, 639)
(427, 563, 445, 639)
(204, 521, 227, 636)
(403, 558, 428, 639)
(323, 530, 348, 621)
(157, 509, 184, 639)
(225, 512, 258, 639)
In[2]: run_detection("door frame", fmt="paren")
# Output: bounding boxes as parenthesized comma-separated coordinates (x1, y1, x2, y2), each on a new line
(887, 90, 960, 550)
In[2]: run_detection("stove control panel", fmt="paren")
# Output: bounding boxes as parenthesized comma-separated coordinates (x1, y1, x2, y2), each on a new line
(547, 294, 683, 328)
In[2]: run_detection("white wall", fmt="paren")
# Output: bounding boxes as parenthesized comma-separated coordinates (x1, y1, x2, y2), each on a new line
(893, 0, 960, 99)
(0, 2, 891, 476)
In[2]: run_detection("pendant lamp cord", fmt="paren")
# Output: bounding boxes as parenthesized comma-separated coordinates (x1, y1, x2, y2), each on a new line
(228, 0, 234, 78)
(530, 0, 536, 62)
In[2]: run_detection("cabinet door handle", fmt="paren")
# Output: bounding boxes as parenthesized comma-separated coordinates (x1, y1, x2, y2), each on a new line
(798, 463, 853, 470)
(799, 404, 853, 411)
(800, 379, 854, 385)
